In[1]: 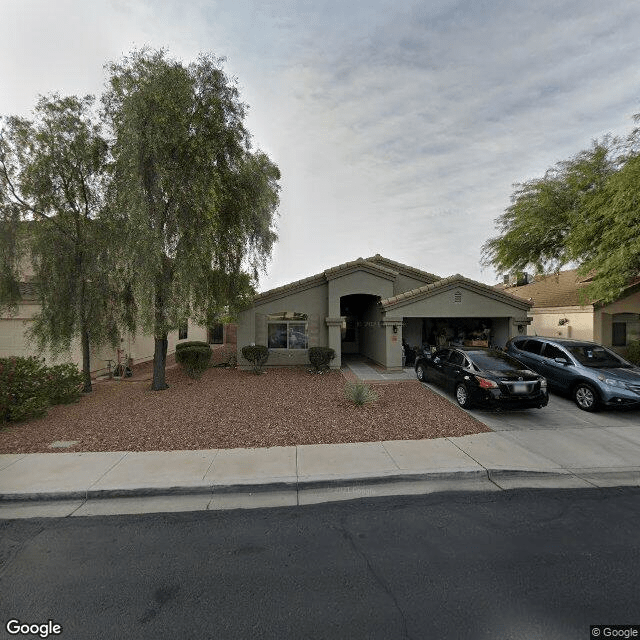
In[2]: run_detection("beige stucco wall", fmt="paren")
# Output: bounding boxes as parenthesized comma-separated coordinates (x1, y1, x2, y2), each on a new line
(394, 274, 432, 296)
(1, 303, 207, 375)
(391, 286, 530, 320)
(236, 283, 329, 369)
(528, 306, 594, 341)
(328, 270, 394, 317)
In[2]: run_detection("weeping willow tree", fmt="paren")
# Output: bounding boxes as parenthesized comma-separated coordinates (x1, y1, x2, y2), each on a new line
(0, 94, 132, 392)
(103, 49, 280, 390)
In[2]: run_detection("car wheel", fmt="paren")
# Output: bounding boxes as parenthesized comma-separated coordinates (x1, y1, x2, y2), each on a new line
(573, 383, 599, 412)
(455, 383, 472, 409)
(416, 364, 427, 382)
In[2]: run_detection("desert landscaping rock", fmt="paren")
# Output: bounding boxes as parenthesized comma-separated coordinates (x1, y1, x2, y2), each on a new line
(0, 366, 489, 453)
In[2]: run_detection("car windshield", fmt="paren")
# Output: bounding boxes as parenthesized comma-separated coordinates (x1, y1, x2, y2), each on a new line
(565, 344, 631, 368)
(468, 351, 526, 371)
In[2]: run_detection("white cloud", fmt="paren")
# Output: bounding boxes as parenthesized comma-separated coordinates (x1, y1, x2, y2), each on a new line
(1, 0, 639, 291)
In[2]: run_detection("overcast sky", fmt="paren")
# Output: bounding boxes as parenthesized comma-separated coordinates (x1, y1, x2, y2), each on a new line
(2, 0, 639, 291)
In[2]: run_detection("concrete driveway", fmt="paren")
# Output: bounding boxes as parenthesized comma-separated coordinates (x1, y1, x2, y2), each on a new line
(417, 378, 640, 431)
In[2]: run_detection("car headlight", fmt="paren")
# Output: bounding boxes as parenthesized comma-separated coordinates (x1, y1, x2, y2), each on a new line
(598, 375, 628, 389)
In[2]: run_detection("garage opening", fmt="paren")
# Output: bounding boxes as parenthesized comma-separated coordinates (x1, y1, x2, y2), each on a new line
(402, 317, 511, 361)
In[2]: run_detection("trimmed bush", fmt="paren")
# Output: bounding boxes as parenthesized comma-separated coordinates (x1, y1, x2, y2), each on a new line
(175, 344, 212, 378)
(176, 340, 210, 351)
(625, 340, 640, 365)
(308, 346, 335, 372)
(241, 345, 269, 374)
(46, 363, 84, 404)
(344, 381, 378, 407)
(0, 356, 49, 423)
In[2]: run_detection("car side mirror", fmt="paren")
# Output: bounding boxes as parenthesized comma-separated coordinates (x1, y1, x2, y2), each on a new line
(554, 357, 569, 365)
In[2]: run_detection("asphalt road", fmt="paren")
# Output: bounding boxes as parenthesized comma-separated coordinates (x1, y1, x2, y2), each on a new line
(2, 488, 640, 640)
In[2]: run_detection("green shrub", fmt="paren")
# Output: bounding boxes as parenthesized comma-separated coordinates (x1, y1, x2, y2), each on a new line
(241, 345, 269, 374)
(175, 344, 212, 378)
(176, 340, 210, 351)
(344, 381, 378, 406)
(625, 340, 640, 365)
(46, 363, 84, 404)
(308, 346, 335, 372)
(0, 356, 49, 423)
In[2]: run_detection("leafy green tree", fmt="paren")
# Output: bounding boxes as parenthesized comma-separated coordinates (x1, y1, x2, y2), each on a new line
(482, 132, 640, 303)
(0, 94, 129, 392)
(103, 49, 280, 390)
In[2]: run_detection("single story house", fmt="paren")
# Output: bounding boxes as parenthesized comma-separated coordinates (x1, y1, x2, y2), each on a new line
(499, 269, 640, 353)
(237, 254, 532, 371)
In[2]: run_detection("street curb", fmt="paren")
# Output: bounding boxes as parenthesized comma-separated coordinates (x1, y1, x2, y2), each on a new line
(2, 468, 638, 504)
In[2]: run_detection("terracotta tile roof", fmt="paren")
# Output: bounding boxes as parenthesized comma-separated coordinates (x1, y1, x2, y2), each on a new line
(381, 273, 531, 310)
(499, 269, 594, 307)
(365, 254, 441, 283)
(254, 256, 398, 303)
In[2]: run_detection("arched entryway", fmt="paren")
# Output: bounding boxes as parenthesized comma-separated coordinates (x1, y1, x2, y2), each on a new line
(340, 293, 382, 361)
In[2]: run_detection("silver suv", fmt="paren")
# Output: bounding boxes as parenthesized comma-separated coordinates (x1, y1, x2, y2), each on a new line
(505, 337, 640, 411)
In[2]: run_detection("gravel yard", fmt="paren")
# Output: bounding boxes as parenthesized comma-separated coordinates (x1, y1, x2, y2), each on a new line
(0, 364, 489, 454)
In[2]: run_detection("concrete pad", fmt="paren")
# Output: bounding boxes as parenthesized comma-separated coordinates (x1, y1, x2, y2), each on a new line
(208, 490, 297, 510)
(0, 499, 84, 519)
(449, 432, 562, 470)
(299, 476, 499, 505)
(382, 438, 482, 471)
(0, 451, 127, 498)
(502, 428, 640, 469)
(73, 494, 212, 516)
(296, 442, 398, 480)
(570, 468, 640, 488)
(487, 470, 594, 490)
(205, 446, 296, 484)
(606, 426, 640, 448)
(89, 450, 218, 492)
(0, 454, 25, 472)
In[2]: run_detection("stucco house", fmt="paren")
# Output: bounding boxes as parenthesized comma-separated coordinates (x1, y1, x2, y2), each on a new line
(0, 276, 236, 377)
(499, 269, 640, 353)
(237, 255, 532, 371)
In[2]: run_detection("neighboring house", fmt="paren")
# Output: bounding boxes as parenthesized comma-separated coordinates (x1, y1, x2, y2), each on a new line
(0, 277, 236, 376)
(499, 269, 640, 353)
(237, 254, 532, 371)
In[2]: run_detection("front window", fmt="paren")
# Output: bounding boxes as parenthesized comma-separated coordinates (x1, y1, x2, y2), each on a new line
(178, 324, 188, 340)
(267, 312, 308, 349)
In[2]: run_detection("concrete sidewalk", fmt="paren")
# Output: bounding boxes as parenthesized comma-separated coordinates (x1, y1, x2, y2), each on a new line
(2, 424, 640, 518)
(2, 358, 639, 519)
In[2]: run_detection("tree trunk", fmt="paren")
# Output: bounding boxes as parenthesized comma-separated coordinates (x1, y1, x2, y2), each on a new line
(81, 325, 92, 393)
(152, 335, 169, 390)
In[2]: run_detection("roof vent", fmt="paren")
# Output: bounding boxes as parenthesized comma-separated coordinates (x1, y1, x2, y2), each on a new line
(454, 291, 462, 303)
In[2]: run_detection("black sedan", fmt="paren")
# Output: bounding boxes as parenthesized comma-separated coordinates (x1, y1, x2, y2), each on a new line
(415, 347, 549, 409)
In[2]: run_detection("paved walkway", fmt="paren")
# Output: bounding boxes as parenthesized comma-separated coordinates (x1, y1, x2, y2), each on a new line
(1, 359, 639, 519)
